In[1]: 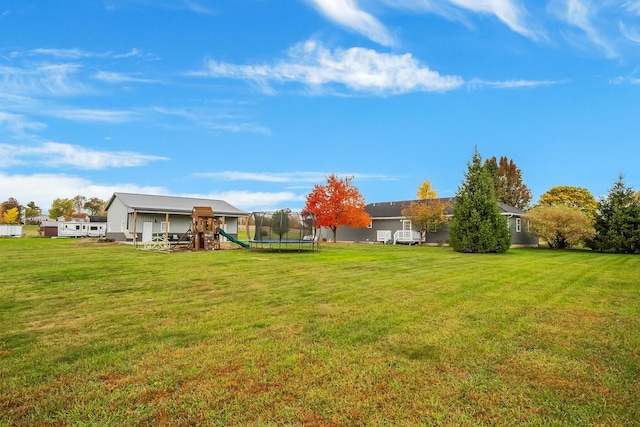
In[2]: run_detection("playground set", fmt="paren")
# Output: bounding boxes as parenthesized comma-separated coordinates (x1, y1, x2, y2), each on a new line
(172, 207, 318, 252)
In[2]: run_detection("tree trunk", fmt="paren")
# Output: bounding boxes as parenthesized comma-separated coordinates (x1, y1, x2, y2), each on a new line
(331, 226, 337, 243)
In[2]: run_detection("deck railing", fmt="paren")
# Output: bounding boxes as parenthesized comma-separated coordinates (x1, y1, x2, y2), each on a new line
(393, 230, 421, 244)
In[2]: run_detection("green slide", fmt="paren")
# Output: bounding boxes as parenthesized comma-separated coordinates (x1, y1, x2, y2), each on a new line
(219, 229, 250, 248)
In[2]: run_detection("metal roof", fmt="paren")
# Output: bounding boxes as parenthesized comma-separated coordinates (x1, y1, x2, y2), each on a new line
(106, 192, 249, 216)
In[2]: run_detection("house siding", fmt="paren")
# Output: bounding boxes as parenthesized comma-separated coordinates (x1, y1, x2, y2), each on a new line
(507, 217, 538, 247)
(331, 198, 538, 248)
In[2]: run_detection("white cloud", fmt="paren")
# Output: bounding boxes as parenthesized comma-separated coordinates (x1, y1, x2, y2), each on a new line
(448, 0, 540, 39)
(94, 71, 159, 84)
(467, 78, 566, 89)
(550, 0, 618, 58)
(609, 74, 640, 85)
(307, 0, 397, 46)
(194, 190, 306, 211)
(198, 171, 329, 183)
(0, 172, 301, 213)
(0, 172, 166, 212)
(0, 63, 91, 97)
(151, 107, 271, 134)
(0, 111, 46, 136)
(625, 0, 640, 15)
(198, 40, 463, 94)
(48, 108, 138, 123)
(197, 170, 396, 183)
(0, 142, 167, 169)
(113, 48, 144, 59)
(29, 48, 92, 59)
(620, 22, 640, 43)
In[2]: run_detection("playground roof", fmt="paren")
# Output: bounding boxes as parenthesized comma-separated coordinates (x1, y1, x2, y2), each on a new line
(106, 192, 249, 216)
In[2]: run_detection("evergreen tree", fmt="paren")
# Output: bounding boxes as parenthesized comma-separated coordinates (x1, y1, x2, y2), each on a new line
(449, 148, 511, 253)
(588, 174, 640, 253)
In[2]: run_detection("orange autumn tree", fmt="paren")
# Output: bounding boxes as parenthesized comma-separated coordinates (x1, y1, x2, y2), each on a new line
(304, 174, 371, 243)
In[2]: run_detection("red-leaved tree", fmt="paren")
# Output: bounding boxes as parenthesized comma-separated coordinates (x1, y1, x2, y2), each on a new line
(304, 174, 371, 242)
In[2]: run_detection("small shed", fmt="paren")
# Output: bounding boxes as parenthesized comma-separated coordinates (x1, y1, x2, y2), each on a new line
(40, 221, 59, 237)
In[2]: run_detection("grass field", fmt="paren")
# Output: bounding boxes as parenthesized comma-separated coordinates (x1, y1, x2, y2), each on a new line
(1, 238, 638, 426)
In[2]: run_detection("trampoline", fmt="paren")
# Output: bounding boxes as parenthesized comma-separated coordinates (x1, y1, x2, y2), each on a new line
(247, 209, 318, 251)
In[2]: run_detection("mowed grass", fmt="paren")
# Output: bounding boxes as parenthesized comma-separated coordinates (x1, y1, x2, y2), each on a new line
(0, 239, 638, 426)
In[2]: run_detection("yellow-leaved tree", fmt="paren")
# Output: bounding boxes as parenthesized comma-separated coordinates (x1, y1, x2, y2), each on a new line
(3, 207, 20, 224)
(416, 180, 437, 200)
(402, 180, 449, 245)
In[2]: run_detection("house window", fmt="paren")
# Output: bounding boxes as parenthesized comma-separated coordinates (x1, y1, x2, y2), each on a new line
(403, 220, 411, 231)
(120, 221, 126, 232)
(161, 221, 167, 233)
(516, 218, 521, 233)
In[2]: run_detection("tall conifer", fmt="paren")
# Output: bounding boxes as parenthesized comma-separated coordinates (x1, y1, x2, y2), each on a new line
(449, 148, 511, 253)
(588, 174, 640, 253)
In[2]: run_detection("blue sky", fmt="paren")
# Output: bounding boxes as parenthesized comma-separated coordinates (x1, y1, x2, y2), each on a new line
(1, 1, 639, 213)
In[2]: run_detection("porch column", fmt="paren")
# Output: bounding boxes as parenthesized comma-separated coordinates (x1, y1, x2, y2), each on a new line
(133, 211, 137, 247)
(165, 212, 169, 242)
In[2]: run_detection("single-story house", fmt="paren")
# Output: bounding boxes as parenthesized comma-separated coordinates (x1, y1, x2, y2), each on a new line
(105, 192, 248, 243)
(26, 214, 51, 224)
(327, 198, 538, 247)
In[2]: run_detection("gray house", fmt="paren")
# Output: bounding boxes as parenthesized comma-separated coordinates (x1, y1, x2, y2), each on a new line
(330, 198, 538, 247)
(105, 192, 248, 243)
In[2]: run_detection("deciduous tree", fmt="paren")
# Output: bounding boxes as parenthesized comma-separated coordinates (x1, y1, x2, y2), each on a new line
(538, 186, 597, 217)
(484, 156, 532, 209)
(587, 174, 640, 253)
(2, 198, 22, 224)
(3, 207, 19, 224)
(416, 180, 437, 200)
(72, 195, 87, 213)
(304, 174, 371, 243)
(83, 197, 107, 215)
(524, 205, 595, 249)
(49, 198, 74, 220)
(401, 199, 450, 245)
(449, 148, 510, 253)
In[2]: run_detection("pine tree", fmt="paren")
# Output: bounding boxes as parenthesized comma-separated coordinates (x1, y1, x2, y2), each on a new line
(449, 148, 510, 253)
(588, 174, 640, 253)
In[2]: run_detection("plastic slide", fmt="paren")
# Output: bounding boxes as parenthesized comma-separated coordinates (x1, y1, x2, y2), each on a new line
(219, 229, 250, 248)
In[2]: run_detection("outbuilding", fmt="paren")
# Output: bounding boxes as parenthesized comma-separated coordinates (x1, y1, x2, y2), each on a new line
(105, 192, 248, 244)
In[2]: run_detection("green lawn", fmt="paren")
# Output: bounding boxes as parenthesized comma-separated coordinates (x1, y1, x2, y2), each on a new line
(1, 238, 638, 426)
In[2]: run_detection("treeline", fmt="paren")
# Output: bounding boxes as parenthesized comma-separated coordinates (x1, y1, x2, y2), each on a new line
(450, 148, 640, 254)
(0, 195, 108, 225)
